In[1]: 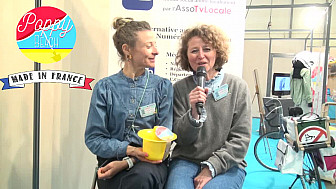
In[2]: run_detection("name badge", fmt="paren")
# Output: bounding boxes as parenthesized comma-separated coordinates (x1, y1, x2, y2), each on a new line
(139, 103, 157, 117)
(213, 84, 228, 101)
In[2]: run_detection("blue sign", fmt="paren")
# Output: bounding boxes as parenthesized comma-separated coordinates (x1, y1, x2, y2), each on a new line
(122, 0, 153, 10)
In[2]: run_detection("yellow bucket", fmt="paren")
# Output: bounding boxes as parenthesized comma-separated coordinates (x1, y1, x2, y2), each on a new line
(138, 128, 177, 161)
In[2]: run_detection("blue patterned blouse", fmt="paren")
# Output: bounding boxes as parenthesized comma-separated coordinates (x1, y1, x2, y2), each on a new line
(85, 70, 173, 159)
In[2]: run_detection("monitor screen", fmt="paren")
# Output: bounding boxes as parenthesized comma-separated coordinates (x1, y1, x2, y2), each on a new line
(272, 73, 290, 98)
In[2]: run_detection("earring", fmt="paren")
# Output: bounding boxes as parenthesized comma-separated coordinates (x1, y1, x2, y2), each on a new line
(126, 54, 132, 61)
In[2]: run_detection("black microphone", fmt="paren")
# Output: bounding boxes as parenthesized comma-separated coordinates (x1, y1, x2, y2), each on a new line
(196, 66, 206, 115)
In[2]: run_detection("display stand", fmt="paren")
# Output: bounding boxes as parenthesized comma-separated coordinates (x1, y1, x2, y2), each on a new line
(252, 69, 266, 135)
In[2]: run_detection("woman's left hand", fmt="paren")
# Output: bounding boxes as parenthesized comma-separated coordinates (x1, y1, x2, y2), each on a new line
(194, 166, 212, 189)
(127, 146, 162, 164)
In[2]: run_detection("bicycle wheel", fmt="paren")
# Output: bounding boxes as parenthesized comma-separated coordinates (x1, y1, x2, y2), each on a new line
(300, 151, 322, 189)
(254, 131, 282, 171)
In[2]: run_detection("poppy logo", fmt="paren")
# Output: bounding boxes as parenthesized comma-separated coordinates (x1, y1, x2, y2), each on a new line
(16, 6, 76, 64)
(122, 0, 153, 10)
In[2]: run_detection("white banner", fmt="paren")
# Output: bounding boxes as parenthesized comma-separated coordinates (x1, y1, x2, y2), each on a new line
(4, 70, 93, 89)
(109, 0, 246, 82)
(311, 52, 326, 114)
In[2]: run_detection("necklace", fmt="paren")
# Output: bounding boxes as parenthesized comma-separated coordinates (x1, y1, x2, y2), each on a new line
(130, 71, 149, 132)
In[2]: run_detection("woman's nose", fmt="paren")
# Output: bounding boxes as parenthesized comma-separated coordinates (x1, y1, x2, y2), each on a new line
(153, 46, 159, 55)
(198, 49, 205, 59)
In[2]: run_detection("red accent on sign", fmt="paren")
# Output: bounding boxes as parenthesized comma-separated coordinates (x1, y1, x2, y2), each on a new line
(71, 78, 94, 90)
(298, 127, 327, 142)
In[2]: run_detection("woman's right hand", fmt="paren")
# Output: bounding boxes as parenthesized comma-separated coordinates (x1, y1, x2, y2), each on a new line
(97, 160, 126, 179)
(189, 86, 208, 119)
(126, 145, 162, 164)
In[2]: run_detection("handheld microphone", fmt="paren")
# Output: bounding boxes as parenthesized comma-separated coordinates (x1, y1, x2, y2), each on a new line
(196, 66, 207, 115)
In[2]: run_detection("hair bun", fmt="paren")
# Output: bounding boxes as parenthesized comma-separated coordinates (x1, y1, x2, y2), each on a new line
(113, 17, 134, 30)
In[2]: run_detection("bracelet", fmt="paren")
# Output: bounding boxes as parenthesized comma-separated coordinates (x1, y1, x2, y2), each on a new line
(123, 156, 134, 170)
(200, 161, 215, 178)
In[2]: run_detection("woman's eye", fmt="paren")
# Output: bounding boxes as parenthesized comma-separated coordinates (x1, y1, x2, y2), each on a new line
(146, 43, 157, 49)
(203, 48, 211, 52)
(191, 49, 198, 54)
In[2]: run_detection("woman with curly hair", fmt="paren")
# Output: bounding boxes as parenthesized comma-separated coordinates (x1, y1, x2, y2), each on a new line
(165, 24, 251, 189)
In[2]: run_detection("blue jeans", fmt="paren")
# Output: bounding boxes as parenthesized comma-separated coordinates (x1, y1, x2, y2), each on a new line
(165, 159, 246, 189)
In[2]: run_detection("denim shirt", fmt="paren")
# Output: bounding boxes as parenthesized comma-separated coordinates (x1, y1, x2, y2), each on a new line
(85, 70, 173, 159)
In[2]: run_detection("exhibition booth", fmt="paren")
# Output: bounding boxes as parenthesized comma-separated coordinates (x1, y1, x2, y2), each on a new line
(0, 0, 335, 188)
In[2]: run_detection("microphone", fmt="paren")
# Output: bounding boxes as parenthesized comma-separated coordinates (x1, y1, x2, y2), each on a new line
(196, 66, 206, 115)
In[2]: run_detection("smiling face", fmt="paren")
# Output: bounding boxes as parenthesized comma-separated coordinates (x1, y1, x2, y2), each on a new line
(130, 30, 158, 69)
(187, 36, 217, 79)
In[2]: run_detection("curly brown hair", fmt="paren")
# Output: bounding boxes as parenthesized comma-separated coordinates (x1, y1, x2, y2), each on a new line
(175, 24, 230, 71)
(112, 17, 151, 62)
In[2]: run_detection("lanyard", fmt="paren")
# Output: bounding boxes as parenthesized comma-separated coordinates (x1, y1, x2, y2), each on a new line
(130, 71, 149, 132)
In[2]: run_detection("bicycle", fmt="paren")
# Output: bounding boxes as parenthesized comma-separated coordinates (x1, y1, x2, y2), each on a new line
(286, 113, 335, 189)
(254, 98, 328, 189)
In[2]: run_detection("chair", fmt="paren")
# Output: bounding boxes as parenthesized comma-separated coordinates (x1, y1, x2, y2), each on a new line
(91, 165, 98, 189)
(321, 102, 336, 126)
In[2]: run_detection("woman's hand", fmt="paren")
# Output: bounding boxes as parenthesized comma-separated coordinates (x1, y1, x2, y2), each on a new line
(126, 145, 162, 164)
(97, 160, 127, 179)
(194, 166, 213, 189)
(189, 86, 208, 119)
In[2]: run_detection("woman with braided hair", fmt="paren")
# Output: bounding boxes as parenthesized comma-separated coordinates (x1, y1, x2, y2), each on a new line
(85, 17, 173, 189)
